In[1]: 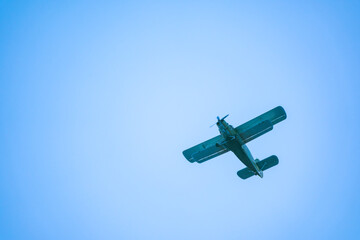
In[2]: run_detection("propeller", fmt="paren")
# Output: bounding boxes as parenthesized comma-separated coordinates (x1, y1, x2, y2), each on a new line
(210, 114, 229, 128)
(221, 114, 229, 121)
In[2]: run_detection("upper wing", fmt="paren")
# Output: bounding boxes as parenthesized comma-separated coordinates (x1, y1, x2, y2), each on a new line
(183, 134, 229, 163)
(236, 106, 287, 144)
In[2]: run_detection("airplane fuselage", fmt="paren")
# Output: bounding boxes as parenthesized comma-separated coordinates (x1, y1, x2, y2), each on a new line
(217, 119, 263, 177)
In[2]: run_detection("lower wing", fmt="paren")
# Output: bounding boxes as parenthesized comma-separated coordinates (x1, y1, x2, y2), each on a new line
(182, 135, 229, 163)
(236, 106, 286, 144)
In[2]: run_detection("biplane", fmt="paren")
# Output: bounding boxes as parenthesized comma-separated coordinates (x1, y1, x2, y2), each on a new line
(182, 106, 287, 179)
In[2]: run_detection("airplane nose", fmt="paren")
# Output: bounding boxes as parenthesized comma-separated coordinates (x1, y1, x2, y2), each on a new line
(259, 171, 263, 178)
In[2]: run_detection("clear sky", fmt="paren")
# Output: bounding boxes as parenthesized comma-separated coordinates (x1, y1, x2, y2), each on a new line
(1, 1, 360, 239)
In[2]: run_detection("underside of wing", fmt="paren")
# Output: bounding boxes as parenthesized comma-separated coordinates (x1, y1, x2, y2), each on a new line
(236, 106, 286, 144)
(183, 135, 229, 163)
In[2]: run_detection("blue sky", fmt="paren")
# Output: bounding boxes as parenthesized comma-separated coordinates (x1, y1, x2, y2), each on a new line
(1, 1, 360, 239)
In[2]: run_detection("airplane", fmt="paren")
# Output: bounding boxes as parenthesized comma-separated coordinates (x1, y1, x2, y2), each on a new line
(182, 106, 287, 179)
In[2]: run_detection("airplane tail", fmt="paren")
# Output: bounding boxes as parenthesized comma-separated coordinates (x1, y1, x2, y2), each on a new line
(237, 155, 279, 180)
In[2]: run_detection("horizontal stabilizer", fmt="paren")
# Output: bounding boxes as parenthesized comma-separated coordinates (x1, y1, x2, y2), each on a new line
(256, 155, 279, 171)
(237, 155, 279, 180)
(237, 168, 256, 180)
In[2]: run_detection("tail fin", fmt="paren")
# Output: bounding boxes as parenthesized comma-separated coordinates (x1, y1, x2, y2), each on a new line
(237, 155, 279, 180)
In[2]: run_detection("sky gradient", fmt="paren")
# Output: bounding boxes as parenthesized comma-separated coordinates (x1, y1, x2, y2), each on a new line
(1, 1, 360, 239)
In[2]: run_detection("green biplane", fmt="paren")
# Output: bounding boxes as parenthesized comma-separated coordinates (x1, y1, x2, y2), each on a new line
(183, 106, 287, 179)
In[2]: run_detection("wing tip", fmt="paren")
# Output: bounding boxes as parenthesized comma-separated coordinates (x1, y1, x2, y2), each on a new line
(276, 106, 287, 120)
(182, 150, 195, 163)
